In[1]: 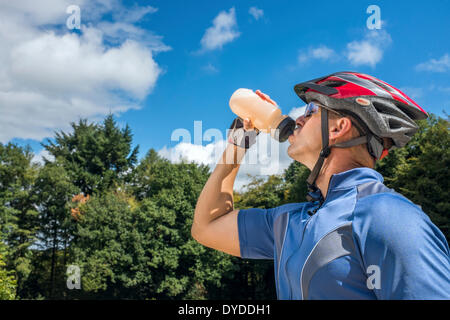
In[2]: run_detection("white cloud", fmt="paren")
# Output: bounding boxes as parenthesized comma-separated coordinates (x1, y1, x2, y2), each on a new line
(288, 105, 306, 120)
(416, 54, 450, 73)
(345, 30, 392, 67)
(0, 0, 169, 143)
(0, 0, 75, 26)
(249, 7, 264, 20)
(112, 5, 158, 23)
(158, 134, 294, 191)
(298, 45, 336, 64)
(10, 30, 161, 99)
(199, 7, 240, 52)
(32, 149, 55, 165)
(158, 140, 227, 168)
(295, 28, 392, 68)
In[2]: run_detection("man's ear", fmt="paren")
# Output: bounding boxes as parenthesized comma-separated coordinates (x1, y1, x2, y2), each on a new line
(329, 117, 353, 141)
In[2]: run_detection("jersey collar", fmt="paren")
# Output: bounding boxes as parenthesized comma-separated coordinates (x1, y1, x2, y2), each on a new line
(328, 167, 384, 191)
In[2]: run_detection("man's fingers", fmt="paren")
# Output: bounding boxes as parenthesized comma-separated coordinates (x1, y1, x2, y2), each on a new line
(255, 89, 276, 105)
(243, 118, 255, 131)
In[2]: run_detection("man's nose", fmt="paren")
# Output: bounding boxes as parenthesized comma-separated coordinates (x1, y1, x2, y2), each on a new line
(296, 115, 306, 128)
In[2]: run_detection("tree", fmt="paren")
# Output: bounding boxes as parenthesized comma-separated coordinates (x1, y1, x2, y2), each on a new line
(0, 241, 17, 300)
(132, 153, 239, 299)
(42, 114, 139, 195)
(235, 175, 287, 209)
(0, 143, 39, 296)
(283, 161, 311, 203)
(68, 151, 237, 299)
(31, 159, 79, 299)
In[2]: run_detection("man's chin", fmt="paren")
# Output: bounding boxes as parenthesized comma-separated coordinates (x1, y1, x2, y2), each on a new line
(287, 145, 298, 161)
(287, 144, 307, 162)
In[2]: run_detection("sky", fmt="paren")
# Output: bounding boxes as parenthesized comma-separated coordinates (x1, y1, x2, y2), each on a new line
(1, 0, 449, 189)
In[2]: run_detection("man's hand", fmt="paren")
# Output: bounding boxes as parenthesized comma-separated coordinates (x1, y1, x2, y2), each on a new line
(227, 117, 259, 149)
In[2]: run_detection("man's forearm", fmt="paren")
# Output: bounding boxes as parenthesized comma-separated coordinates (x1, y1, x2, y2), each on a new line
(192, 143, 246, 232)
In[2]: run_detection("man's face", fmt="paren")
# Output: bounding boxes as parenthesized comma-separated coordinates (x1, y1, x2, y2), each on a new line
(287, 104, 323, 169)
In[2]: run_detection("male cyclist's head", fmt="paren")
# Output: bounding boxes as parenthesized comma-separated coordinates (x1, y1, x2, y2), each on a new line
(287, 101, 375, 170)
(290, 71, 427, 196)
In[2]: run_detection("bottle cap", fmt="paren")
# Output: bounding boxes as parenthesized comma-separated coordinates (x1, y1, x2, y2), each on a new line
(273, 116, 295, 142)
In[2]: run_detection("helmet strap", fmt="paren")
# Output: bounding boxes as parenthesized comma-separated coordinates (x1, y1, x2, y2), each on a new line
(306, 108, 330, 203)
(305, 108, 368, 203)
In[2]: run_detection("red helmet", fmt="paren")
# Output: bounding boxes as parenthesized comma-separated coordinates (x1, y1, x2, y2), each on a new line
(294, 71, 428, 160)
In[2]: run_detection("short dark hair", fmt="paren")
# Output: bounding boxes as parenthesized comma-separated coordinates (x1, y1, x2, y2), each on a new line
(324, 108, 376, 168)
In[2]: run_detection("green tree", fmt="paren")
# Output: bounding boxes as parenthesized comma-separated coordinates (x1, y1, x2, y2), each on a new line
(24, 114, 139, 299)
(0, 241, 17, 300)
(283, 161, 311, 203)
(68, 191, 139, 298)
(42, 114, 139, 194)
(30, 159, 79, 299)
(68, 151, 237, 299)
(0, 143, 39, 297)
(235, 175, 287, 209)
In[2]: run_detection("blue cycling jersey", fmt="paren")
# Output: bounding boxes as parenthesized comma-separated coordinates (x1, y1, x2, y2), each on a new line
(237, 167, 450, 299)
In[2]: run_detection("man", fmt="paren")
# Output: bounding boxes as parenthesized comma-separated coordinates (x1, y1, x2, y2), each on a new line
(191, 71, 450, 299)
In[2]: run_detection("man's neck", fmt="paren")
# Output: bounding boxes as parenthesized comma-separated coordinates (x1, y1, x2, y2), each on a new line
(315, 156, 362, 199)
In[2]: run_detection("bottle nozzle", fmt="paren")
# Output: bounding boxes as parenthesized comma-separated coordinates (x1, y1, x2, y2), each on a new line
(273, 116, 295, 142)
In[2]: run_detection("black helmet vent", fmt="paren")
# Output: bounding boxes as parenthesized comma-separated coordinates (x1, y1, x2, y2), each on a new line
(372, 100, 398, 116)
(320, 80, 346, 88)
(388, 118, 403, 130)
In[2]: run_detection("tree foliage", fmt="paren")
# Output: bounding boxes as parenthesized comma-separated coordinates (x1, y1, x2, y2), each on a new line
(0, 143, 38, 296)
(42, 114, 138, 194)
(0, 241, 16, 300)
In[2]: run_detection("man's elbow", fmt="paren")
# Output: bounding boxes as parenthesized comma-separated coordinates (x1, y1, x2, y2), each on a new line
(190, 221, 205, 244)
(190, 225, 199, 241)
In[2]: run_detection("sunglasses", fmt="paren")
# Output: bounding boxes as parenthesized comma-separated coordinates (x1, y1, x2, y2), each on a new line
(303, 102, 344, 118)
(303, 102, 365, 135)
(304, 102, 320, 118)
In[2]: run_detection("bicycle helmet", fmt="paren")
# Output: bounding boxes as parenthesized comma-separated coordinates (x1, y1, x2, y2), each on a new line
(293, 71, 428, 202)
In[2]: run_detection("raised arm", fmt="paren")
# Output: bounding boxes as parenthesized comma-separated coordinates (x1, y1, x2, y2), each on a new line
(191, 142, 246, 257)
(191, 115, 259, 256)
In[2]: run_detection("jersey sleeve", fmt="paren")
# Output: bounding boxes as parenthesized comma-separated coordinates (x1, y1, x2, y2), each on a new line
(237, 207, 277, 260)
(353, 193, 450, 300)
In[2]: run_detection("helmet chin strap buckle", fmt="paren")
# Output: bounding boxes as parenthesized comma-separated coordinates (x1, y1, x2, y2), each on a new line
(319, 146, 331, 158)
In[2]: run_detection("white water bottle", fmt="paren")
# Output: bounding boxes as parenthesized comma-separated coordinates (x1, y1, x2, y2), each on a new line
(229, 88, 295, 142)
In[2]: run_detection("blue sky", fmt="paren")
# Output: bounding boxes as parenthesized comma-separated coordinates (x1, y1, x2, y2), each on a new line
(129, 0, 450, 151)
(1, 0, 449, 186)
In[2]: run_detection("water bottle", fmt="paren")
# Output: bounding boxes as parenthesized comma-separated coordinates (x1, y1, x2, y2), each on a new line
(229, 88, 295, 142)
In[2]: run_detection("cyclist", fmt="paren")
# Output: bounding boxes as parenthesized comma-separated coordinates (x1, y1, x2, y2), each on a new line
(191, 71, 450, 299)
